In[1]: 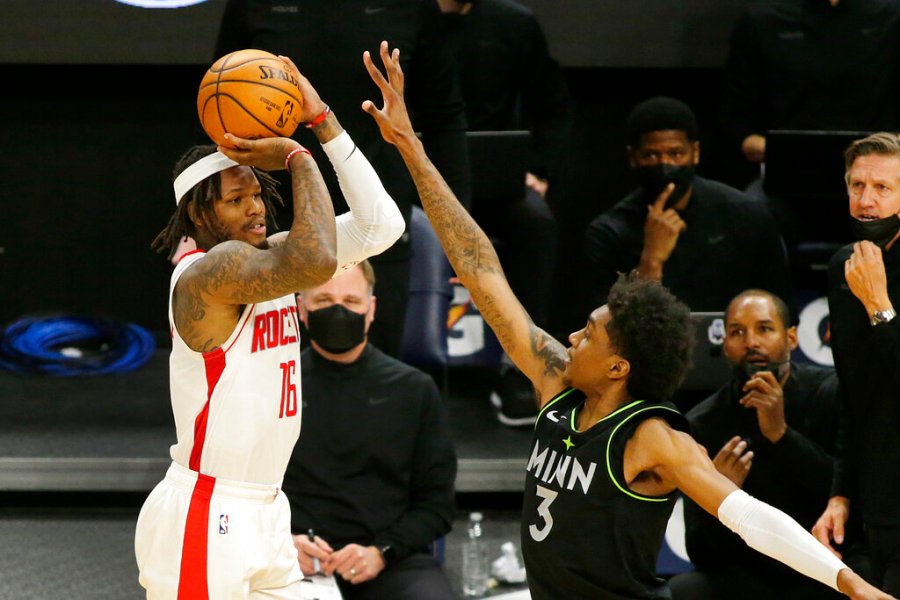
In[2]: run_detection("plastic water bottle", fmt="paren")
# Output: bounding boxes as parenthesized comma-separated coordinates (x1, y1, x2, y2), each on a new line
(462, 512, 489, 597)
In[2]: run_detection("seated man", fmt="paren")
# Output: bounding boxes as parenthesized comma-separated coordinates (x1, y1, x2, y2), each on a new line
(285, 260, 458, 600)
(583, 96, 795, 318)
(671, 289, 869, 600)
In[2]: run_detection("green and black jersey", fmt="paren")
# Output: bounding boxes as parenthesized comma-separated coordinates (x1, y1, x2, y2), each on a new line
(520, 387, 688, 599)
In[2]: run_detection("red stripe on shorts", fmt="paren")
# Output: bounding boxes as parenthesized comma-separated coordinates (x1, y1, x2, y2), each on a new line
(177, 473, 216, 599)
(189, 348, 226, 471)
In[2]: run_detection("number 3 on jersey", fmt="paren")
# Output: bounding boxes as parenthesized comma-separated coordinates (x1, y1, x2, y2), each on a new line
(529, 484, 558, 542)
(279, 360, 298, 418)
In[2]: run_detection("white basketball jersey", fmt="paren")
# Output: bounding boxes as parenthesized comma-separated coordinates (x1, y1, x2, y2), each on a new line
(167, 251, 303, 485)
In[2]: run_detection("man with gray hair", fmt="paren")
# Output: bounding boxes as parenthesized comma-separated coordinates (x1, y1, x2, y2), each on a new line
(814, 132, 900, 595)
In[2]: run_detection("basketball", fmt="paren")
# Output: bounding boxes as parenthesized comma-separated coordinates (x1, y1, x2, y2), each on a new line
(197, 49, 304, 148)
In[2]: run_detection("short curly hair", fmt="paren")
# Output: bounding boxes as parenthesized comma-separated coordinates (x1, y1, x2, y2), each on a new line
(605, 272, 694, 402)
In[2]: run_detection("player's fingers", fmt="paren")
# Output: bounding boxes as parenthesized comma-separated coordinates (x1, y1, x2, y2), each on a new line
(740, 450, 754, 467)
(833, 517, 845, 545)
(318, 537, 334, 553)
(652, 183, 675, 211)
(363, 50, 389, 92)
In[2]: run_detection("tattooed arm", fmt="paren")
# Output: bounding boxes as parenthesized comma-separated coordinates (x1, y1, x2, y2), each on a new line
(174, 132, 337, 351)
(362, 41, 568, 403)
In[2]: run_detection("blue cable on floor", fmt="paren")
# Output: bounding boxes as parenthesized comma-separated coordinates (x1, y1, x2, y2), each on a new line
(0, 314, 157, 376)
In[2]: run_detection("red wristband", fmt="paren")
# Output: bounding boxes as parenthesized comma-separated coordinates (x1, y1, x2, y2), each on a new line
(304, 104, 330, 128)
(285, 146, 312, 171)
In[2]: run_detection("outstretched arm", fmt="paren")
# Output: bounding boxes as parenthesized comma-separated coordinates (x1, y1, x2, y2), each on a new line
(628, 419, 892, 599)
(362, 41, 568, 403)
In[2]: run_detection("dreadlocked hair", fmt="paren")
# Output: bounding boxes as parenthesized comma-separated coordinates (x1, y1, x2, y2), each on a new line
(151, 144, 284, 261)
(605, 271, 695, 402)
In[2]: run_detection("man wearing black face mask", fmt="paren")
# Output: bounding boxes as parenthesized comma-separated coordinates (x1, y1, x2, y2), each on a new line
(583, 96, 796, 319)
(671, 289, 870, 599)
(283, 260, 457, 600)
(815, 132, 900, 595)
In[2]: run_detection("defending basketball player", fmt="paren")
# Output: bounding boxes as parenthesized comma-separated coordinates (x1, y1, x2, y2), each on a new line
(136, 55, 404, 598)
(362, 41, 893, 599)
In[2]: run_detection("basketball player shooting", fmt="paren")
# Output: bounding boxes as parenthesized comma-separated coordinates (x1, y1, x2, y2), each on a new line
(136, 55, 404, 598)
(361, 41, 893, 599)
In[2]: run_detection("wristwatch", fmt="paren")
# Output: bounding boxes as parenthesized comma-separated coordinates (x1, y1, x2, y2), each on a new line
(870, 308, 897, 326)
(377, 544, 395, 566)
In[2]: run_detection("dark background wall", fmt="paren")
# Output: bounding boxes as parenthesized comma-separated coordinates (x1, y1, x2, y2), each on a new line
(0, 0, 759, 340)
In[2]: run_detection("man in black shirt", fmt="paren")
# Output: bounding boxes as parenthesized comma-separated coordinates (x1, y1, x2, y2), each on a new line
(814, 132, 900, 595)
(215, 0, 472, 358)
(672, 289, 867, 599)
(285, 260, 457, 600)
(583, 96, 795, 318)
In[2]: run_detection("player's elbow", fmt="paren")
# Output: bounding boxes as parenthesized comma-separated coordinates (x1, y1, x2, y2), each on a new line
(304, 253, 339, 287)
(384, 209, 406, 245)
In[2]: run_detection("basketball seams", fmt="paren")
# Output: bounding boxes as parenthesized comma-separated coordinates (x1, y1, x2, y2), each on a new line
(204, 94, 284, 138)
(209, 57, 287, 74)
(197, 80, 303, 106)
(198, 49, 303, 146)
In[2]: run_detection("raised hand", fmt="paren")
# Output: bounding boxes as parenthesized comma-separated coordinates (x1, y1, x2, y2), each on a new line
(639, 183, 687, 280)
(712, 436, 754, 487)
(277, 55, 328, 124)
(845, 241, 893, 318)
(361, 41, 415, 147)
(218, 133, 300, 172)
(740, 370, 788, 443)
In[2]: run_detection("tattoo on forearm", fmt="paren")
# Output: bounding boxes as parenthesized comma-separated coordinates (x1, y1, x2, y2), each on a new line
(531, 328, 568, 377)
(406, 155, 502, 277)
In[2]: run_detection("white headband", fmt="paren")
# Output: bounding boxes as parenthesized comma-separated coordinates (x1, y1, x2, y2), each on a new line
(173, 152, 240, 205)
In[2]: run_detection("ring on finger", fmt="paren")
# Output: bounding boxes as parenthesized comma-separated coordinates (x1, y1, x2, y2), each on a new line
(349, 567, 357, 577)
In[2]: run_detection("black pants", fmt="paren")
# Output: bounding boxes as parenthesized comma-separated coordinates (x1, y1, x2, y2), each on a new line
(335, 553, 455, 600)
(868, 524, 900, 595)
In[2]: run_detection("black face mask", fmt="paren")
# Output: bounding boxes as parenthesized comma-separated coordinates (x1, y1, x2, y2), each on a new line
(306, 304, 367, 354)
(849, 214, 900, 249)
(732, 358, 790, 387)
(634, 164, 695, 208)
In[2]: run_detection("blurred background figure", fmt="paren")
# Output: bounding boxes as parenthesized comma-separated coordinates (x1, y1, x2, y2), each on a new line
(437, 0, 575, 427)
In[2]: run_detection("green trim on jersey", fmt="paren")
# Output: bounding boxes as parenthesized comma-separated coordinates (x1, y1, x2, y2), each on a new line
(571, 399, 644, 433)
(605, 404, 683, 503)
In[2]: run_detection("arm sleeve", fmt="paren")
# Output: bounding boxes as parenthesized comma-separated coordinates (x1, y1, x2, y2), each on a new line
(321, 132, 406, 275)
(372, 378, 457, 560)
(718, 490, 847, 591)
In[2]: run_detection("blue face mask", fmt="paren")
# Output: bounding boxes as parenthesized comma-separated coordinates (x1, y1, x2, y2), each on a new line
(306, 304, 367, 353)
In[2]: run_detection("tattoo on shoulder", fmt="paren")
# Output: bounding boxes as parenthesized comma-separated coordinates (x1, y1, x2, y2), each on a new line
(531, 328, 567, 377)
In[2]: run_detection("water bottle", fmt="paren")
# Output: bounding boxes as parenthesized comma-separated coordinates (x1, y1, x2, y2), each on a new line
(462, 512, 489, 597)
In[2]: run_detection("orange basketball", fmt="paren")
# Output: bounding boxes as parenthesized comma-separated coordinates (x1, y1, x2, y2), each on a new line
(197, 49, 304, 148)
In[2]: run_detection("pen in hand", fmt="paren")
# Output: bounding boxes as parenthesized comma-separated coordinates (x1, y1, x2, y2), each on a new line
(308, 528, 321, 574)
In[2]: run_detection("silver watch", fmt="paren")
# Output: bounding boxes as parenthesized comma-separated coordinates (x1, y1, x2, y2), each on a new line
(870, 308, 897, 326)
